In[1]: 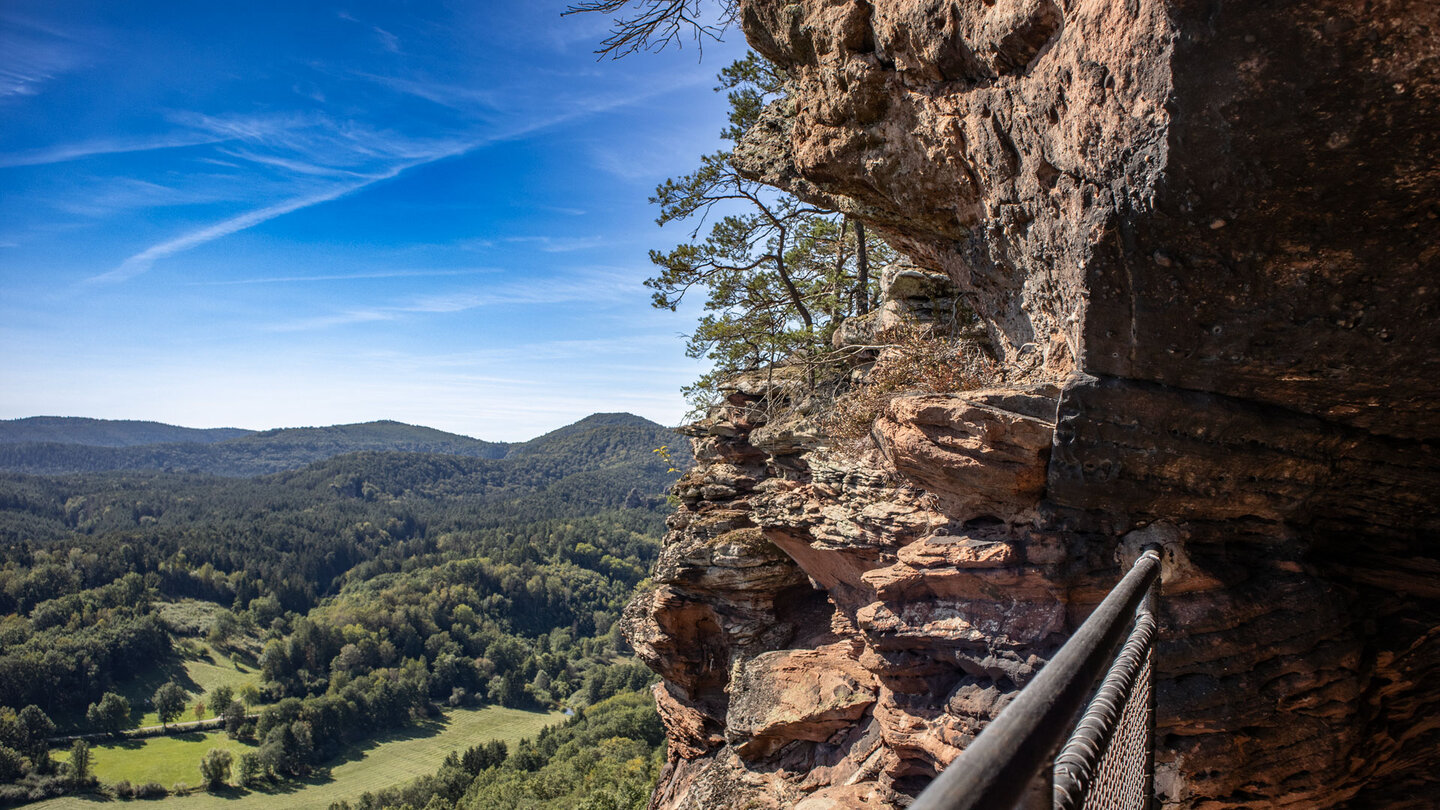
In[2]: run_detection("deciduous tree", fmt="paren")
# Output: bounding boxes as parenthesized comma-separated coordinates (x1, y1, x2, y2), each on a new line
(16, 705, 54, 756)
(153, 682, 186, 728)
(87, 692, 132, 737)
(236, 751, 262, 786)
(199, 748, 232, 790)
(564, 0, 738, 58)
(68, 740, 91, 785)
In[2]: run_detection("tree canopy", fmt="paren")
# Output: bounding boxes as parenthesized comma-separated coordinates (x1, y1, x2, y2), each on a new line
(153, 682, 186, 727)
(646, 52, 896, 410)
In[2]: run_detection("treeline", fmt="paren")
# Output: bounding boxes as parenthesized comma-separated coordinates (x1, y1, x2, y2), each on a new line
(0, 414, 668, 478)
(0, 416, 251, 448)
(0, 420, 507, 478)
(0, 704, 76, 804)
(330, 681, 664, 810)
(0, 415, 681, 806)
(0, 574, 171, 711)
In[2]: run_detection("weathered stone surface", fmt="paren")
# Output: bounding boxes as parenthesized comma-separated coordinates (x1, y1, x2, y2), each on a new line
(833, 263, 976, 351)
(631, 0, 1440, 805)
(793, 784, 893, 810)
(738, 0, 1440, 439)
(1050, 373, 1440, 541)
(653, 681, 724, 759)
(875, 266, 958, 330)
(726, 645, 877, 759)
(873, 388, 1056, 521)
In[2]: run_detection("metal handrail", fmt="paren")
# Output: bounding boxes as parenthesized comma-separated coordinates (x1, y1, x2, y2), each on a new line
(911, 549, 1162, 810)
(1052, 585, 1157, 808)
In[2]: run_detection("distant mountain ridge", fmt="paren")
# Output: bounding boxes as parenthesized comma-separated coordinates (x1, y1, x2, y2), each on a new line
(0, 416, 253, 446)
(0, 413, 682, 477)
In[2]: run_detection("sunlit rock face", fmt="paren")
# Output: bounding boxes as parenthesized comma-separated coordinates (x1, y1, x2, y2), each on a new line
(628, 0, 1440, 807)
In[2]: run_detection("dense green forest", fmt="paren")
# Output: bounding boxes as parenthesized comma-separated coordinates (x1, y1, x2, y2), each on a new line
(0, 418, 253, 448)
(0, 418, 521, 477)
(0, 414, 686, 806)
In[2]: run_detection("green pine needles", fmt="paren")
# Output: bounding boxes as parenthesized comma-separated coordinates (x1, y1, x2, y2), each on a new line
(647, 53, 897, 415)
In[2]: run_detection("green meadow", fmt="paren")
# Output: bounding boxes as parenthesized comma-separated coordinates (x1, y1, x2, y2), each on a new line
(42, 705, 559, 810)
(53, 636, 263, 734)
(56, 731, 255, 788)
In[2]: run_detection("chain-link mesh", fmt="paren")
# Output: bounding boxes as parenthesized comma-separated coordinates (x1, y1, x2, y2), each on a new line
(1052, 595, 1157, 810)
(1079, 655, 1152, 809)
(907, 552, 1162, 810)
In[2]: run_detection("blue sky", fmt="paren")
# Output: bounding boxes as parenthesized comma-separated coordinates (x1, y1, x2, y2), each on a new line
(0, 1, 746, 440)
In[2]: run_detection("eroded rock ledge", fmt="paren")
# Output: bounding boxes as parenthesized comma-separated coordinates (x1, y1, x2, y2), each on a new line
(626, 0, 1439, 807)
(625, 380, 1077, 808)
(629, 373, 1439, 808)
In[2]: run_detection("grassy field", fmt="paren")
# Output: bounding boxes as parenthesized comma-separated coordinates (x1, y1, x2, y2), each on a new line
(102, 641, 262, 729)
(39, 705, 559, 810)
(55, 730, 256, 788)
(52, 635, 263, 734)
(172, 641, 262, 720)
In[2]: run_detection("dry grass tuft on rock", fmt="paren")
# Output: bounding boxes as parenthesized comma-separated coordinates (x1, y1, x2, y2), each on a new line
(825, 320, 999, 443)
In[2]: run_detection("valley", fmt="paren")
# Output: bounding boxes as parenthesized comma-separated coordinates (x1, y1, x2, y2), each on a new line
(0, 415, 684, 807)
(39, 705, 558, 810)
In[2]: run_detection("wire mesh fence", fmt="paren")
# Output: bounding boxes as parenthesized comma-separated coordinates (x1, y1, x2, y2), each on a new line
(1052, 586, 1157, 810)
(909, 549, 1162, 810)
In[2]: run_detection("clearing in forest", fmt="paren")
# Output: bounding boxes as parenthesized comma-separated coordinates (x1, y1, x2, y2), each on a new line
(41, 705, 558, 810)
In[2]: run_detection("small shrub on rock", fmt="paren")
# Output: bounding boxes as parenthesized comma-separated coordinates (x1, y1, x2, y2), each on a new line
(826, 319, 998, 442)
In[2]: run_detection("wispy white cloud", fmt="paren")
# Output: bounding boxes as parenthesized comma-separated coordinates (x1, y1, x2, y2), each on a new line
(86, 120, 479, 283)
(86, 69, 713, 285)
(171, 111, 430, 165)
(333, 10, 403, 55)
(0, 134, 227, 168)
(262, 267, 639, 331)
(503, 235, 609, 253)
(51, 177, 239, 217)
(264, 309, 397, 331)
(190, 268, 500, 286)
(292, 81, 326, 103)
(371, 26, 401, 54)
(86, 165, 424, 284)
(0, 15, 83, 99)
(218, 148, 372, 178)
(349, 71, 500, 113)
(165, 110, 316, 143)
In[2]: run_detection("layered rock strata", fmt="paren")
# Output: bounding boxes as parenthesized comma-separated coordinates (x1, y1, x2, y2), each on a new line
(626, 379, 1078, 808)
(626, 0, 1439, 807)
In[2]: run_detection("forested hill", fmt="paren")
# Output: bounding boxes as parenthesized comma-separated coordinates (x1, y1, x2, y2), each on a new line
(0, 416, 672, 477)
(0, 411, 689, 716)
(0, 416, 253, 447)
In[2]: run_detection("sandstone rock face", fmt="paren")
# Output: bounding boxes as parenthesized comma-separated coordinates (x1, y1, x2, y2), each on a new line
(629, 0, 1439, 807)
(873, 388, 1056, 521)
(632, 384, 1090, 807)
(736, 0, 1440, 438)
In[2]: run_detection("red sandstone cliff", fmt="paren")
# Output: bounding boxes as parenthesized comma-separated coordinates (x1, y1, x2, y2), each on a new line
(624, 0, 1440, 807)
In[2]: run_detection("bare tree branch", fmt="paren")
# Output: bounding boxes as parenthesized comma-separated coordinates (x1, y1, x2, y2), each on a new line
(564, 0, 739, 59)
